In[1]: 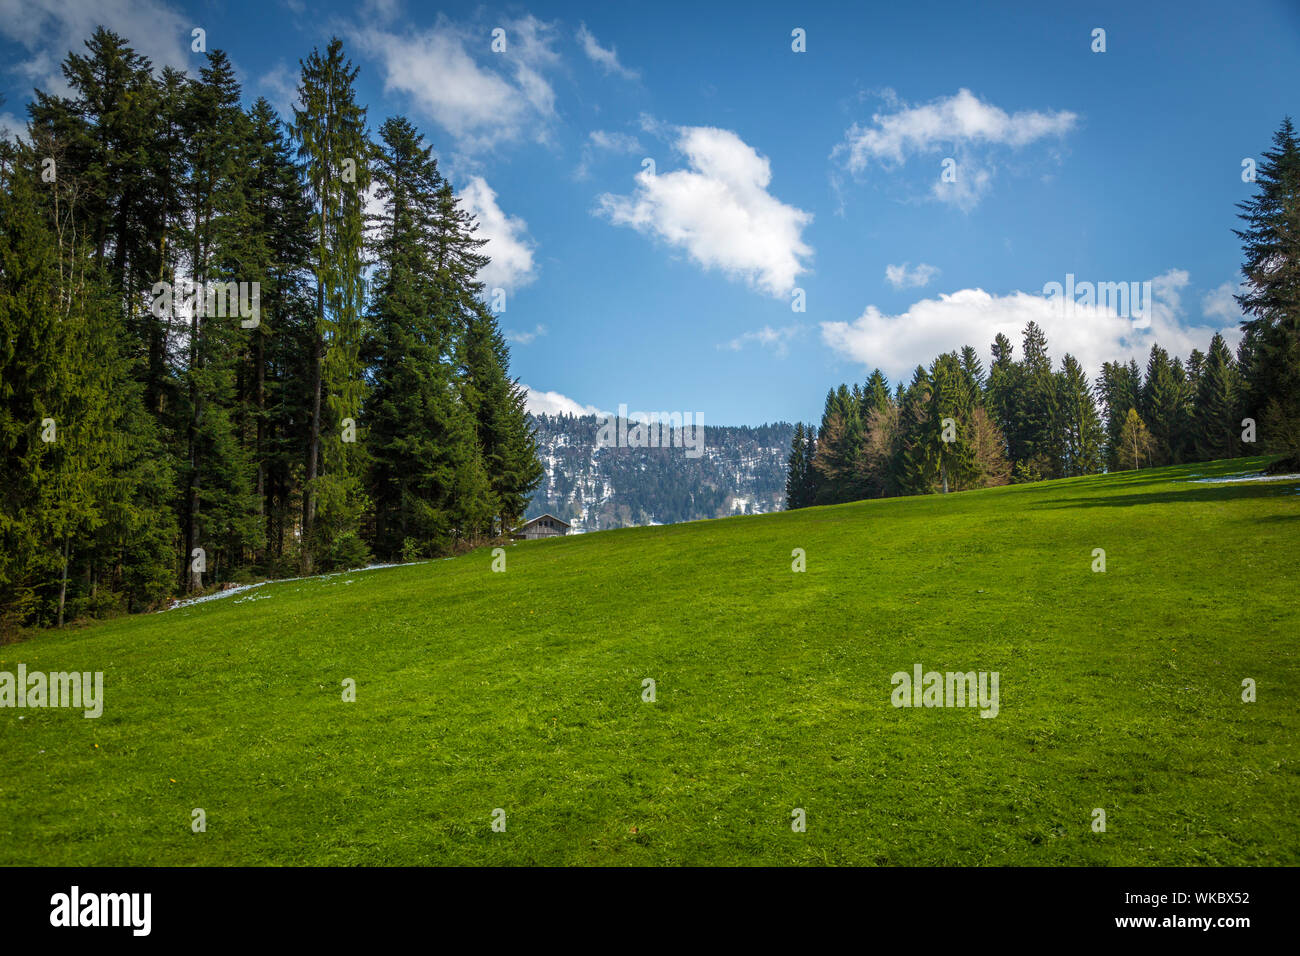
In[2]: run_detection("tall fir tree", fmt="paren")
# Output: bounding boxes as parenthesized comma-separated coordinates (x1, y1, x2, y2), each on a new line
(1018, 321, 1060, 479)
(1141, 345, 1183, 466)
(294, 38, 373, 570)
(1234, 117, 1300, 469)
(1098, 359, 1143, 470)
(177, 49, 263, 589)
(785, 423, 810, 510)
(985, 332, 1021, 466)
(1056, 354, 1105, 477)
(240, 97, 314, 571)
(1192, 332, 1241, 461)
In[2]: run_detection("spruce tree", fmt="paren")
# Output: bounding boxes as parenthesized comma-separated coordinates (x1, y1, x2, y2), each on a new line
(294, 38, 373, 570)
(177, 49, 263, 589)
(785, 423, 809, 510)
(986, 332, 1023, 469)
(958, 344, 986, 407)
(1019, 322, 1060, 478)
(812, 385, 865, 503)
(1141, 345, 1182, 466)
(923, 353, 977, 493)
(1193, 332, 1241, 461)
(1056, 354, 1105, 477)
(1234, 117, 1300, 469)
(240, 98, 314, 570)
(894, 366, 933, 494)
(1098, 360, 1142, 470)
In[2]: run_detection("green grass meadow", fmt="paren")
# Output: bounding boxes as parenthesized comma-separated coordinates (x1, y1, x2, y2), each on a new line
(2, 457, 1297, 865)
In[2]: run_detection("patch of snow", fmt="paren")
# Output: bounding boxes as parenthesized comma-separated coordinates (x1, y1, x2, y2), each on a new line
(1185, 472, 1300, 484)
(161, 561, 424, 612)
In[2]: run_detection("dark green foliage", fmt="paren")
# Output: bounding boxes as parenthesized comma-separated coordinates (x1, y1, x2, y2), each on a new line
(789, 310, 1265, 504)
(0, 30, 543, 630)
(1235, 117, 1300, 469)
(1056, 354, 1105, 477)
(785, 422, 816, 509)
(1193, 333, 1241, 460)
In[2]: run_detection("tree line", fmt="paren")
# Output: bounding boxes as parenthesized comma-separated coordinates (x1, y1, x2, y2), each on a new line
(787, 118, 1300, 509)
(0, 30, 542, 633)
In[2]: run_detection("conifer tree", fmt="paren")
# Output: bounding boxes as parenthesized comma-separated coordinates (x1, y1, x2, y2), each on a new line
(1234, 117, 1300, 469)
(1098, 360, 1143, 470)
(240, 97, 314, 569)
(294, 38, 373, 570)
(813, 385, 865, 503)
(0, 147, 168, 626)
(459, 302, 542, 536)
(1018, 322, 1060, 478)
(894, 365, 934, 494)
(1141, 345, 1183, 466)
(177, 49, 263, 589)
(923, 353, 978, 493)
(1192, 332, 1241, 461)
(1056, 354, 1105, 477)
(985, 333, 1022, 468)
(785, 423, 809, 509)
(958, 344, 985, 407)
(862, 369, 892, 417)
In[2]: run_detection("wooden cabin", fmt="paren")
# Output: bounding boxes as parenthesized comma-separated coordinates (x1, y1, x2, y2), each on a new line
(512, 513, 571, 540)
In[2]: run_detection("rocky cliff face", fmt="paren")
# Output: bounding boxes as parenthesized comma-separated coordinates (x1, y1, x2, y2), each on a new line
(526, 414, 795, 532)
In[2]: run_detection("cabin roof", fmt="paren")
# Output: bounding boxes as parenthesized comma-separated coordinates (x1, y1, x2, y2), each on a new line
(517, 513, 571, 528)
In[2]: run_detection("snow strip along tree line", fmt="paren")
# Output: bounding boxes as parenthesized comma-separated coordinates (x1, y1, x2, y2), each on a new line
(0, 31, 543, 632)
(786, 119, 1300, 509)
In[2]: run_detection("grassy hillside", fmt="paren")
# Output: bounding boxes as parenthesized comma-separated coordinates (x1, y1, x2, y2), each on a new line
(2, 458, 1297, 866)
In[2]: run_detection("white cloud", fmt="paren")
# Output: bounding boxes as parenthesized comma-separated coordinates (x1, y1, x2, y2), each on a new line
(361, 180, 386, 250)
(596, 125, 813, 298)
(1203, 280, 1246, 324)
(835, 89, 1075, 211)
(0, 112, 28, 144)
(576, 23, 639, 80)
(458, 175, 537, 293)
(721, 324, 804, 357)
(575, 129, 642, 179)
(588, 130, 641, 153)
(0, 0, 193, 95)
(506, 324, 547, 345)
(885, 262, 940, 289)
(524, 385, 607, 418)
(821, 270, 1242, 381)
(355, 14, 560, 153)
(839, 88, 1076, 168)
(257, 63, 300, 120)
(930, 163, 994, 212)
(360, 0, 400, 22)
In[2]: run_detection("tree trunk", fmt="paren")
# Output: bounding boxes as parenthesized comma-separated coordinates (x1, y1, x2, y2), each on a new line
(255, 330, 266, 566)
(57, 536, 70, 628)
(302, 325, 323, 575)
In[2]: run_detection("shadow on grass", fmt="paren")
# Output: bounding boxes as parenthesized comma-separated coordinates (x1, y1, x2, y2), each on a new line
(1034, 482, 1300, 510)
(1251, 512, 1300, 523)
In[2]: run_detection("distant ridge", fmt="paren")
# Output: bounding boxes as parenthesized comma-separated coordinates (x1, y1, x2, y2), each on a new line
(526, 414, 795, 531)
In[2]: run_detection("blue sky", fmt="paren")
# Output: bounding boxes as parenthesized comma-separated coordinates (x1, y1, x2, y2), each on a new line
(3, 0, 1298, 424)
